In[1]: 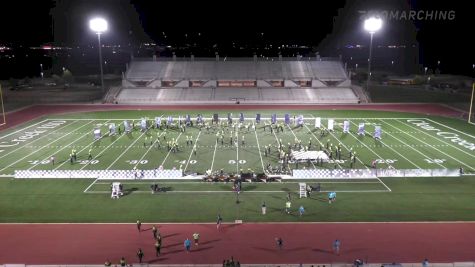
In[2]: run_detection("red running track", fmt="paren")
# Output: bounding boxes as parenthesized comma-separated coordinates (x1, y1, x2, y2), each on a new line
(1, 223, 474, 264)
(0, 103, 464, 131)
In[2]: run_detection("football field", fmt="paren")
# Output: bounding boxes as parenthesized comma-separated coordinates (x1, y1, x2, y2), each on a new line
(1, 109, 475, 222)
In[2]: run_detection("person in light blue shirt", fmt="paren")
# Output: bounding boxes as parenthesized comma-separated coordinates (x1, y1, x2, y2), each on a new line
(184, 238, 191, 252)
(328, 192, 336, 204)
(298, 205, 305, 216)
(333, 239, 341, 255)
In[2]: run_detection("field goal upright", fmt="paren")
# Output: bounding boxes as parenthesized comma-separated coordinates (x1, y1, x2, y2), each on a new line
(0, 84, 6, 126)
(468, 82, 475, 125)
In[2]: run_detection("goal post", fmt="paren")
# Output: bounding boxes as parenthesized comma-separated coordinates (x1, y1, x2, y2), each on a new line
(0, 84, 6, 126)
(468, 82, 475, 125)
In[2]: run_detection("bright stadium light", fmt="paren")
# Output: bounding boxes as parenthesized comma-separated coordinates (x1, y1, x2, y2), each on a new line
(364, 17, 382, 92)
(364, 17, 382, 33)
(89, 18, 108, 33)
(89, 18, 108, 94)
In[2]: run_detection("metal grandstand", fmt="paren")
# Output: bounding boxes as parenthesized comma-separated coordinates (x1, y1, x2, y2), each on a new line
(116, 56, 361, 104)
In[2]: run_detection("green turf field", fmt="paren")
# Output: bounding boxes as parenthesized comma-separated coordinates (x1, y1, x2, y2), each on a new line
(0, 109, 474, 222)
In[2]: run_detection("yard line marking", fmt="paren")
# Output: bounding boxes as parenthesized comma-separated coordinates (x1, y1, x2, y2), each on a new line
(0, 119, 48, 140)
(356, 120, 422, 169)
(254, 124, 266, 173)
(83, 178, 99, 193)
(308, 114, 369, 170)
(382, 120, 475, 171)
(160, 132, 183, 167)
(53, 120, 112, 170)
(94, 181, 382, 185)
(85, 189, 389, 194)
(80, 132, 127, 170)
(133, 139, 158, 170)
(0, 121, 93, 173)
(286, 124, 317, 169)
(0, 120, 76, 160)
(27, 121, 99, 170)
(400, 119, 475, 160)
(210, 139, 218, 172)
(184, 130, 201, 172)
(236, 126, 239, 173)
(375, 177, 392, 192)
(336, 121, 389, 168)
(49, 117, 427, 121)
(303, 124, 342, 169)
(107, 131, 149, 170)
(378, 120, 446, 169)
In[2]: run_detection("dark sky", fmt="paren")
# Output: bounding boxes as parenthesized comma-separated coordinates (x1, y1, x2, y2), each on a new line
(0, 0, 472, 74)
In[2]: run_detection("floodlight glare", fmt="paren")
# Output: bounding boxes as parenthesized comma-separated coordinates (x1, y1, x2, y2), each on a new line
(89, 18, 108, 33)
(364, 17, 382, 33)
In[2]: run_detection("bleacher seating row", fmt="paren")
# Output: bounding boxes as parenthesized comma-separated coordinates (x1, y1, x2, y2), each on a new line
(116, 88, 359, 104)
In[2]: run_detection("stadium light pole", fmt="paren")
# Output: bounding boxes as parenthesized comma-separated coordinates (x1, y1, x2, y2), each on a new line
(89, 18, 108, 94)
(364, 17, 382, 92)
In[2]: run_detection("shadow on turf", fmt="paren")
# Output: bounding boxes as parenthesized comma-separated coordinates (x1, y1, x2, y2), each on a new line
(123, 187, 138, 195)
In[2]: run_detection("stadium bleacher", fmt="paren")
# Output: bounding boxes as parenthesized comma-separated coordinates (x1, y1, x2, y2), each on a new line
(116, 57, 360, 104)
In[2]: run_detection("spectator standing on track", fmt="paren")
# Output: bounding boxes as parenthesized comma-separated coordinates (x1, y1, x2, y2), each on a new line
(104, 259, 112, 266)
(217, 214, 223, 229)
(119, 257, 126, 267)
(193, 232, 200, 245)
(275, 237, 283, 249)
(261, 201, 267, 215)
(136, 220, 142, 232)
(333, 239, 341, 255)
(184, 238, 192, 252)
(152, 225, 158, 238)
(136, 248, 144, 263)
(155, 238, 162, 256)
(422, 259, 429, 267)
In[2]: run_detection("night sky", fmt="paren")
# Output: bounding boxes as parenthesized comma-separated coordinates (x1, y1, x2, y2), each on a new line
(0, 0, 473, 75)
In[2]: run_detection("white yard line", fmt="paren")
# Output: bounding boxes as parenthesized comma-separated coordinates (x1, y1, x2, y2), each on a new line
(210, 139, 218, 172)
(236, 127, 239, 173)
(254, 125, 266, 173)
(107, 131, 148, 170)
(0, 121, 93, 173)
(0, 119, 48, 140)
(303, 123, 342, 169)
(95, 181, 382, 185)
(85, 189, 388, 194)
(356, 120, 422, 169)
(49, 117, 426, 121)
(83, 178, 99, 193)
(53, 120, 112, 170)
(376, 177, 392, 192)
(0, 120, 77, 160)
(339, 123, 389, 168)
(80, 133, 127, 170)
(133, 140, 157, 170)
(286, 124, 317, 169)
(308, 115, 369, 170)
(160, 132, 183, 167)
(378, 120, 446, 169)
(382, 120, 475, 171)
(184, 131, 201, 172)
(27, 122, 98, 170)
(400, 119, 475, 160)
